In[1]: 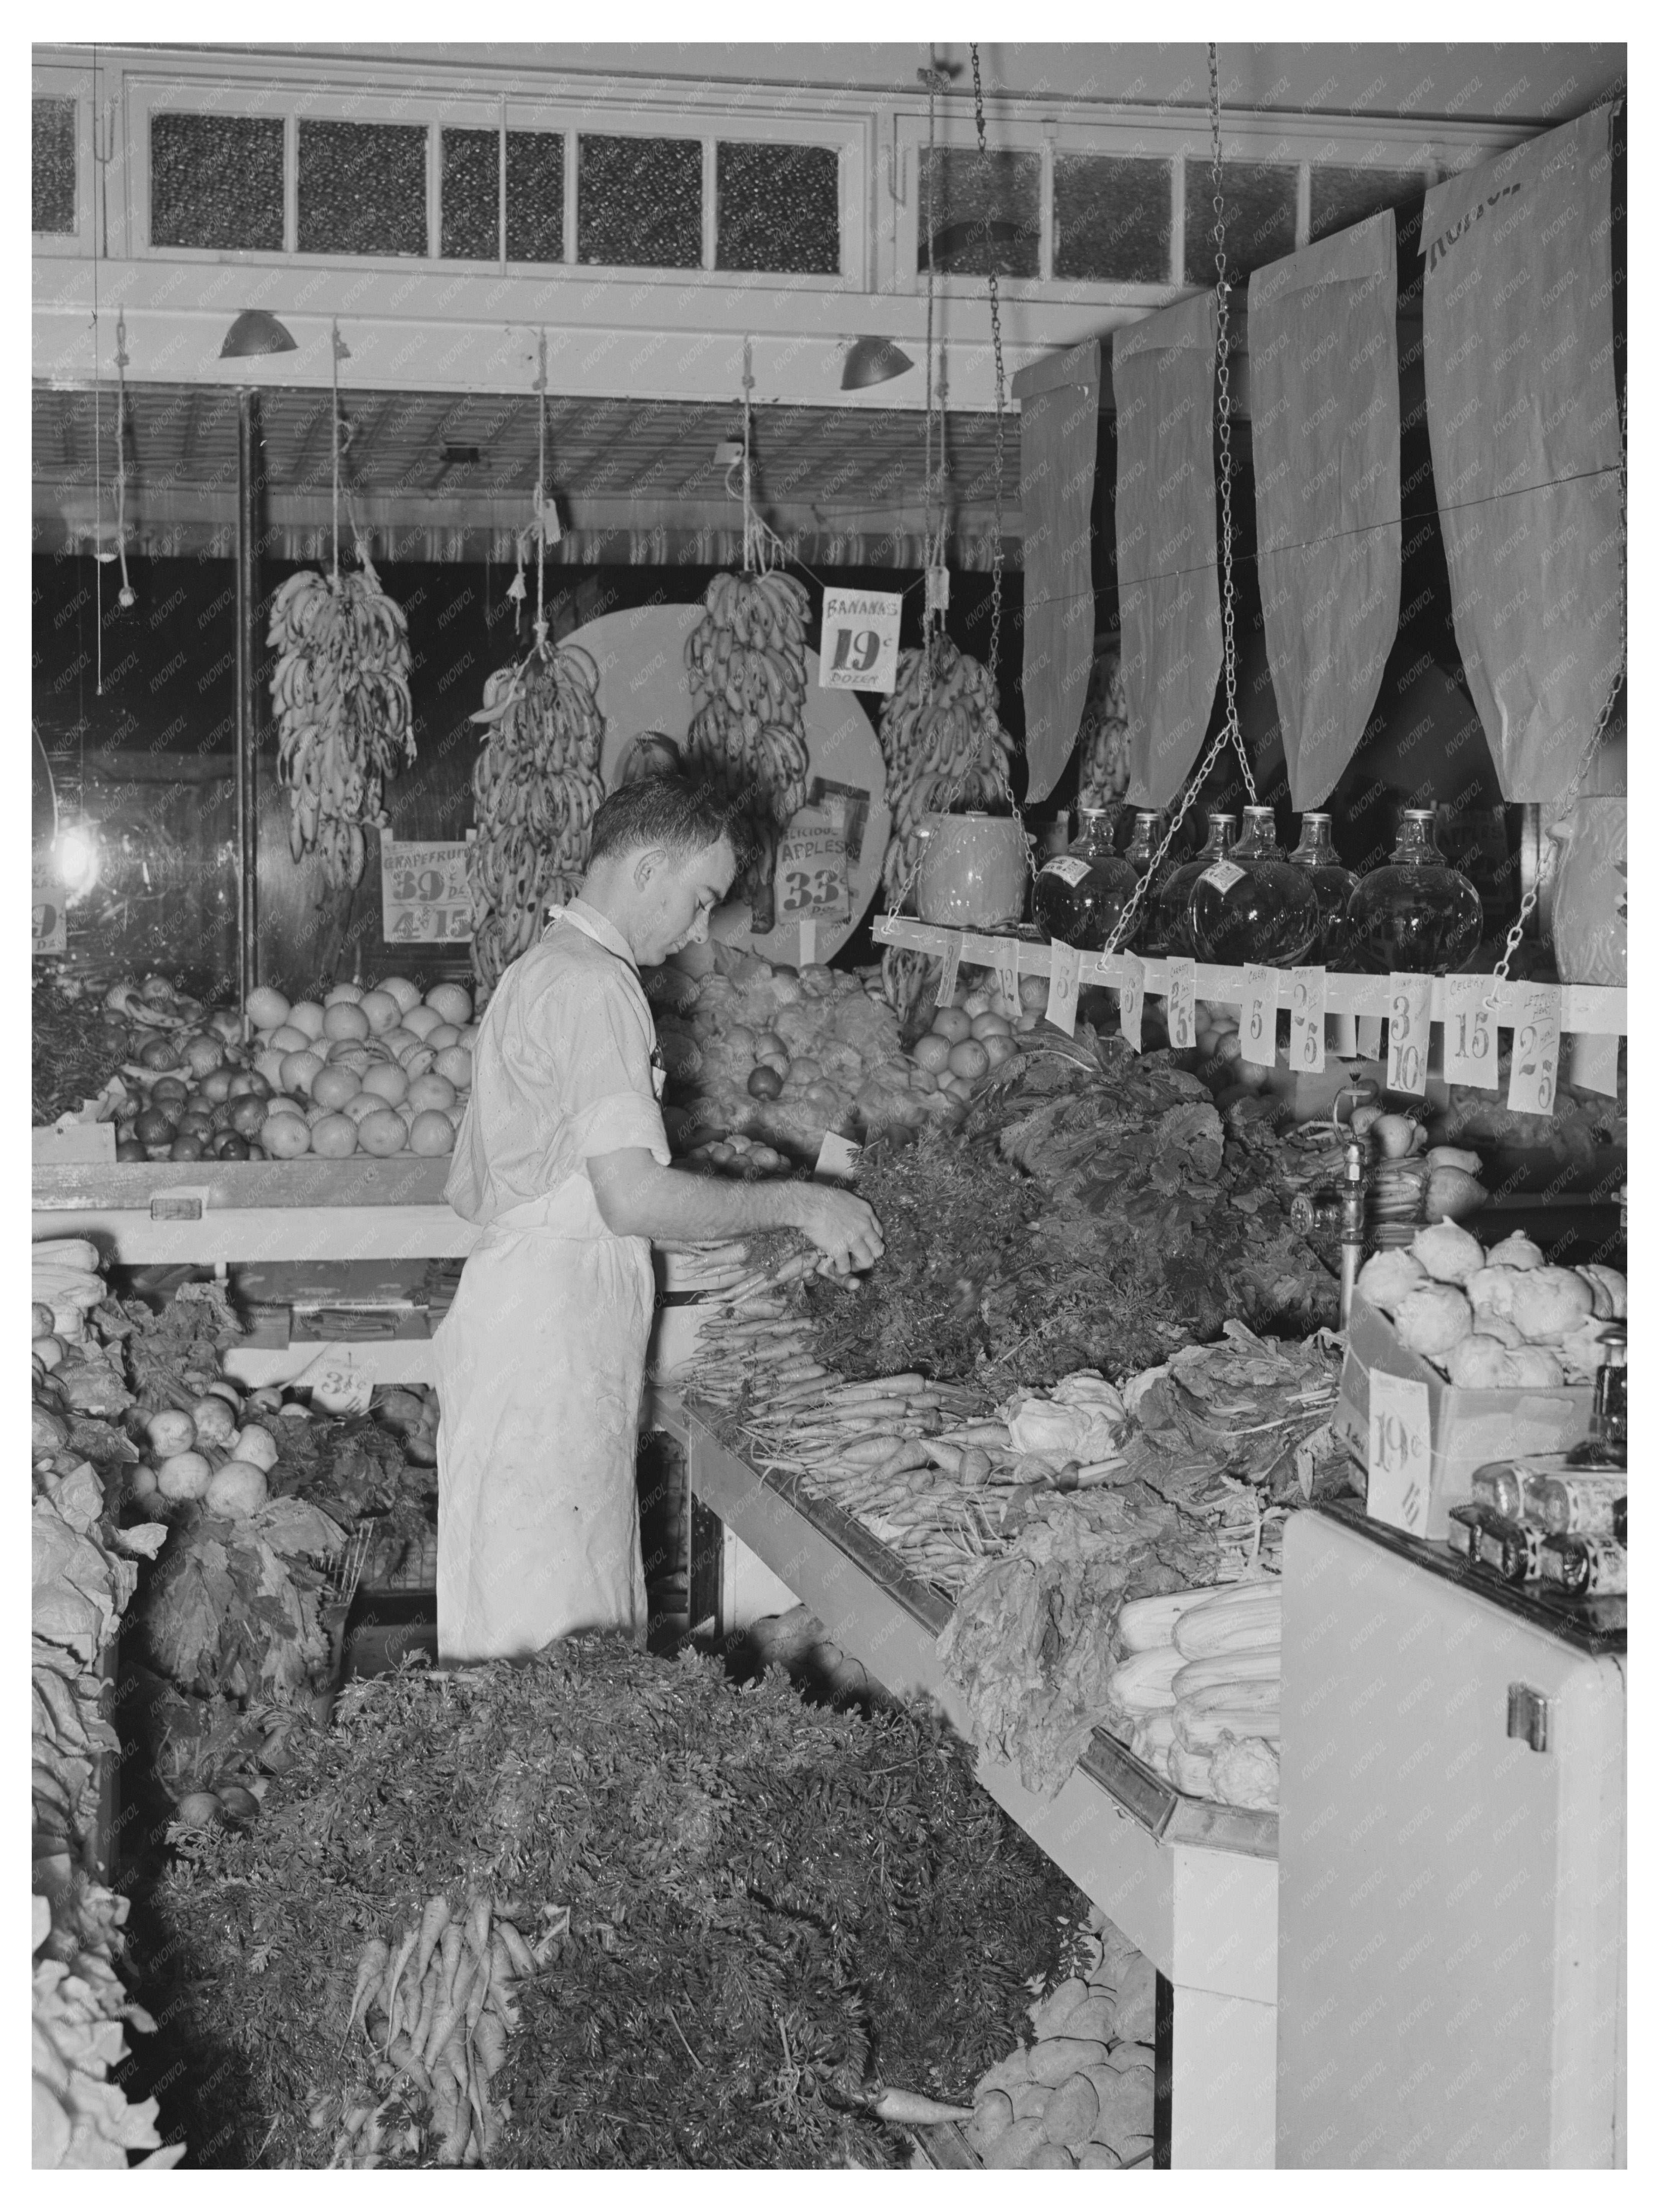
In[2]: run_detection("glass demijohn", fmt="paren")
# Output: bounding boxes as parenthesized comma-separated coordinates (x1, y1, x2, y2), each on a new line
(1154, 813, 1236, 959)
(1031, 807, 1139, 951)
(1346, 808, 1484, 975)
(1120, 810, 1170, 955)
(1186, 805, 1321, 967)
(1287, 812, 1359, 966)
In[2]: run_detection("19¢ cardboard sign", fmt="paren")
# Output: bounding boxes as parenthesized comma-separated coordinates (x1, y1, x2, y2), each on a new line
(818, 591, 903, 694)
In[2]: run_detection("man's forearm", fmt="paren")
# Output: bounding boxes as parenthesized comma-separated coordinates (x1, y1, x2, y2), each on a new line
(599, 1158, 808, 1245)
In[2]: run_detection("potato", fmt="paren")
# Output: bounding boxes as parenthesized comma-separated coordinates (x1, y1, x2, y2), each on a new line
(964, 2091, 1015, 2155)
(1026, 2144, 1075, 2168)
(1041, 2073, 1100, 2150)
(1011, 2082, 1053, 2122)
(1078, 2144, 1121, 2169)
(1028, 2035, 1111, 2086)
(1060, 1993, 1117, 2042)
(975, 2048, 1033, 2096)
(1114, 1956, 1158, 2042)
(1030, 1975, 1090, 2037)
(980, 2117, 1048, 2170)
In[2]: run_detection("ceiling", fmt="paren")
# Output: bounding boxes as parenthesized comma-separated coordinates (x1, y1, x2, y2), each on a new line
(218, 42, 1626, 126)
(31, 381, 1020, 568)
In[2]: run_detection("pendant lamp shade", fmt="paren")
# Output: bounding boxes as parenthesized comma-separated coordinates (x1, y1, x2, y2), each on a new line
(220, 309, 298, 360)
(841, 336, 915, 391)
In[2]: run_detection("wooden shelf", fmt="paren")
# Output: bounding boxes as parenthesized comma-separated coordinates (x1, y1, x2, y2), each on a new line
(873, 916, 1629, 1035)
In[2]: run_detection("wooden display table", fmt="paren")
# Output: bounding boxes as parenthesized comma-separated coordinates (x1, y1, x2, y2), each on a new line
(30, 1160, 697, 1433)
(687, 1415, 1278, 2169)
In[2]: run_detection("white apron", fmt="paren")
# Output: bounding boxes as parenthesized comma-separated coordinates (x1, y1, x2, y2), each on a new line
(433, 1169, 652, 1663)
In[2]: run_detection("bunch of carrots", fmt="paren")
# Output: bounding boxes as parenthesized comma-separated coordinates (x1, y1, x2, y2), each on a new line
(315, 1891, 564, 2168)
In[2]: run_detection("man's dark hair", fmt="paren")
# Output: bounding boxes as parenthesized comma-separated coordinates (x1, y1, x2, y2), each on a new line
(585, 772, 748, 870)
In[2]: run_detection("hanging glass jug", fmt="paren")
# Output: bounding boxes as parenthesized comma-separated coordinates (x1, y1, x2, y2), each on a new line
(1288, 812, 1359, 967)
(1154, 813, 1236, 959)
(1187, 805, 1321, 967)
(1346, 808, 1485, 975)
(1031, 807, 1139, 951)
(1118, 810, 1171, 955)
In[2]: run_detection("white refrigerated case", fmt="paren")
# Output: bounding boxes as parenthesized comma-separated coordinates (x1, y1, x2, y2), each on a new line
(1277, 1501, 1625, 2168)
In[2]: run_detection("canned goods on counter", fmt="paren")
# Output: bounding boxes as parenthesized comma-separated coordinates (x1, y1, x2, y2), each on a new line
(1539, 1533, 1628, 1599)
(1533, 1472, 1626, 1540)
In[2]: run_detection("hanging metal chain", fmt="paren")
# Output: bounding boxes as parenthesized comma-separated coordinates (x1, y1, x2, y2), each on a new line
(970, 42, 1007, 693)
(1209, 42, 1255, 805)
(1491, 405, 1627, 981)
(1101, 720, 1239, 955)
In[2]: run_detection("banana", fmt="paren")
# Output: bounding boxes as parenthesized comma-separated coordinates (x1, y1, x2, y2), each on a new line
(269, 562, 415, 891)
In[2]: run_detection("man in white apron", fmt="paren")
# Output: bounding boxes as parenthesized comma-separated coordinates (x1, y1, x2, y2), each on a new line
(434, 775, 882, 1663)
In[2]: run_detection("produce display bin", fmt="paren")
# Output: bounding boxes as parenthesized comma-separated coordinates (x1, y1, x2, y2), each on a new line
(1335, 1295, 1595, 1540)
(685, 1410, 1279, 2169)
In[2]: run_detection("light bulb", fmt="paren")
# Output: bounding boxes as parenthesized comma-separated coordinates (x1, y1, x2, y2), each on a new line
(56, 826, 98, 891)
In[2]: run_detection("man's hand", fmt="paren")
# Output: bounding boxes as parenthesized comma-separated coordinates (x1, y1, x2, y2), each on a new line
(792, 1185, 884, 1276)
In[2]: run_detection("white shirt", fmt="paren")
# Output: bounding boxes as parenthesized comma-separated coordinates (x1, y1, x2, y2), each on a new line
(444, 899, 670, 1228)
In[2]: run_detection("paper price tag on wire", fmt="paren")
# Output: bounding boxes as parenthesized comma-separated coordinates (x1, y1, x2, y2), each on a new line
(1289, 967, 1327, 1072)
(1164, 958, 1197, 1051)
(1507, 984, 1561, 1118)
(925, 566, 950, 613)
(1328, 1006, 1358, 1058)
(818, 589, 903, 693)
(1366, 1371, 1433, 1538)
(1442, 974, 1500, 1090)
(1239, 965, 1277, 1067)
(992, 939, 1022, 1022)
(1385, 975, 1432, 1095)
(1117, 953, 1146, 1052)
(933, 933, 962, 1009)
(1045, 941, 1082, 1036)
(1567, 1029, 1620, 1099)
(305, 1354, 374, 1417)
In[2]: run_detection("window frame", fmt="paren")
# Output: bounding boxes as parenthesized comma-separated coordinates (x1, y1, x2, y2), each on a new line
(119, 71, 866, 288)
(32, 61, 94, 251)
(893, 106, 1441, 307)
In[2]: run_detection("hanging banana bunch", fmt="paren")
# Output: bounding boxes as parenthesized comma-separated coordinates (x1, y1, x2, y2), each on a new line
(268, 558, 415, 891)
(879, 636, 1014, 903)
(682, 569, 811, 935)
(877, 636, 1015, 1017)
(1076, 645, 1132, 812)
(467, 639, 606, 994)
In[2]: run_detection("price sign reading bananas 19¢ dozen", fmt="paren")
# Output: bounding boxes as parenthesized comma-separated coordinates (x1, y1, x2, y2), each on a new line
(380, 839, 473, 944)
(817, 590, 903, 694)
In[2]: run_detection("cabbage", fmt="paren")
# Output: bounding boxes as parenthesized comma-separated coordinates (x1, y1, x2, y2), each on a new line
(1394, 1282, 1475, 1358)
(1508, 1267, 1594, 1345)
(1411, 1220, 1485, 1284)
(1558, 1323, 1613, 1382)
(1502, 1345, 1566, 1386)
(1486, 1233, 1544, 1271)
(1575, 1264, 1627, 1320)
(1446, 1335, 1516, 1388)
(1472, 1314, 1523, 1347)
(1355, 1249, 1426, 1315)
(1466, 1267, 1519, 1321)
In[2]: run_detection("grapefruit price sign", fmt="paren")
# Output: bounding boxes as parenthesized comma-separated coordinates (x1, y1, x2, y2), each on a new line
(381, 840, 472, 944)
(817, 590, 902, 694)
